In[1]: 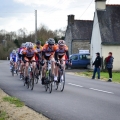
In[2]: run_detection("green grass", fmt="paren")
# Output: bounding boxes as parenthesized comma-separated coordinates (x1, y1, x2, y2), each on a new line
(76, 71, 120, 83)
(3, 96, 24, 107)
(0, 111, 8, 120)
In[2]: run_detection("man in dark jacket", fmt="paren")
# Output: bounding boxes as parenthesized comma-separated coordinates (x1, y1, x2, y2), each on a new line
(106, 52, 114, 82)
(92, 52, 101, 79)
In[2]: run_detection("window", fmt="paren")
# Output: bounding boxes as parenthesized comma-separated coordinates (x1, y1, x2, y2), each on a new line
(79, 54, 90, 60)
(86, 54, 90, 59)
(71, 55, 78, 60)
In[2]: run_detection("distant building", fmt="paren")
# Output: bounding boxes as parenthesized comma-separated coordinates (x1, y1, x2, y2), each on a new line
(65, 15, 93, 54)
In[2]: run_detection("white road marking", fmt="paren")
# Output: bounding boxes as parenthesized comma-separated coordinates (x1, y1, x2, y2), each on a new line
(68, 83, 83, 88)
(89, 88, 114, 94)
(68, 83, 114, 94)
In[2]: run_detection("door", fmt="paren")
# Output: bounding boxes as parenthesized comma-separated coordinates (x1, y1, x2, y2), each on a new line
(70, 54, 80, 68)
(79, 54, 90, 67)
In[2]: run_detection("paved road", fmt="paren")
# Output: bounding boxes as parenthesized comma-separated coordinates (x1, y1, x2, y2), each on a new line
(0, 61, 120, 120)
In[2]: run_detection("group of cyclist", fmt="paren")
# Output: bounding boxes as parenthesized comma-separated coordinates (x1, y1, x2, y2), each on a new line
(10, 38, 71, 85)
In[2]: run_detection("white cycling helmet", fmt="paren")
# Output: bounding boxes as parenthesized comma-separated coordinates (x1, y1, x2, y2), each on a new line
(58, 40, 65, 45)
(25, 42, 30, 48)
(12, 50, 16, 54)
(27, 42, 33, 49)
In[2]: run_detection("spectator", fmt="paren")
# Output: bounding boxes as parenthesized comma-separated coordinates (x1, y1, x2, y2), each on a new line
(106, 52, 114, 82)
(92, 52, 101, 79)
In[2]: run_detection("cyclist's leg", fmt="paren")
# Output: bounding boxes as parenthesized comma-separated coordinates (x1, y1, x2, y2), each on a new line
(41, 60, 46, 84)
(61, 56, 66, 70)
(10, 61, 13, 70)
(14, 62, 18, 71)
(21, 61, 24, 73)
(24, 57, 29, 78)
(60, 57, 66, 81)
(35, 60, 40, 79)
(31, 57, 36, 74)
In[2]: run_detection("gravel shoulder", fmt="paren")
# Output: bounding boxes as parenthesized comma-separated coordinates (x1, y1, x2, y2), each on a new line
(0, 89, 49, 120)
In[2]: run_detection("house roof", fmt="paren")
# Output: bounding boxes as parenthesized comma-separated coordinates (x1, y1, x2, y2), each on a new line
(71, 20, 93, 40)
(97, 5, 120, 45)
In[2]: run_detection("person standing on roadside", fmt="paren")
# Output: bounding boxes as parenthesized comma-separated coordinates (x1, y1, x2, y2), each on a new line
(106, 52, 114, 82)
(92, 52, 101, 79)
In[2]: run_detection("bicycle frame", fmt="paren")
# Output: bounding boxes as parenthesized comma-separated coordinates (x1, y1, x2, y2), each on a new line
(44, 60, 53, 93)
(55, 59, 66, 92)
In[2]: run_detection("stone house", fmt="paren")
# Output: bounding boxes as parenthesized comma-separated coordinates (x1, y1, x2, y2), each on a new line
(90, 0, 120, 70)
(65, 15, 93, 55)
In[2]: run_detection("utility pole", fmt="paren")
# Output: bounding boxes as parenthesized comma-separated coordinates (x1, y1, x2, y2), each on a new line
(35, 10, 37, 43)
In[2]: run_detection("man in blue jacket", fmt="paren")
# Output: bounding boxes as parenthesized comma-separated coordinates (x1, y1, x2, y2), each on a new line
(92, 52, 101, 79)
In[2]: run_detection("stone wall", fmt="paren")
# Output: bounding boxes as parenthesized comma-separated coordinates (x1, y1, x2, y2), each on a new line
(65, 26, 72, 54)
(72, 40, 90, 54)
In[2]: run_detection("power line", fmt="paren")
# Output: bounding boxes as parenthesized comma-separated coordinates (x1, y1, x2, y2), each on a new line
(79, 0, 94, 19)
(42, 0, 61, 12)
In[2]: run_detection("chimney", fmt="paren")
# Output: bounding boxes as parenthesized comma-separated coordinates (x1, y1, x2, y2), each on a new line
(95, 0, 106, 10)
(68, 14, 74, 25)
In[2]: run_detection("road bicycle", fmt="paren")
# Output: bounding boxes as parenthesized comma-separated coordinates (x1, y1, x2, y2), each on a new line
(34, 61, 42, 84)
(24, 61, 36, 90)
(55, 59, 66, 92)
(11, 61, 18, 76)
(20, 65, 25, 80)
(44, 60, 53, 93)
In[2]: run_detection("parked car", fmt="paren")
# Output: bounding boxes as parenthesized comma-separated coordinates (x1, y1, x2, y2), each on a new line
(66, 53, 90, 69)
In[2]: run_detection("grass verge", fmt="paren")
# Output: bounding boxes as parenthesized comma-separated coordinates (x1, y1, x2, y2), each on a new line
(3, 96, 24, 107)
(0, 111, 8, 120)
(76, 71, 120, 83)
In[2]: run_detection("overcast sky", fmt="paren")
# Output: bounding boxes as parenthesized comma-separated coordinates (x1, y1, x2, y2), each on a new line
(0, 0, 120, 33)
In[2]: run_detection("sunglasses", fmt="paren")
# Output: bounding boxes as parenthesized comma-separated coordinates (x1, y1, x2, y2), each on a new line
(49, 44, 54, 46)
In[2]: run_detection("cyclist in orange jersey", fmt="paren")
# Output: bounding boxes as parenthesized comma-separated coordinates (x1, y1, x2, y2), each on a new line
(41, 38, 58, 84)
(22, 42, 38, 83)
(54, 40, 71, 81)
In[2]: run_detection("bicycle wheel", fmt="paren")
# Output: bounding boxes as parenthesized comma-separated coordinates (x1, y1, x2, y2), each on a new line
(12, 67, 14, 76)
(29, 72, 34, 90)
(39, 66, 42, 79)
(59, 71, 65, 92)
(23, 78, 26, 86)
(48, 82, 52, 93)
(25, 77, 29, 89)
(55, 80, 59, 90)
(45, 84, 48, 91)
(26, 79, 29, 89)
(34, 68, 39, 84)
(48, 70, 52, 93)
(16, 70, 18, 76)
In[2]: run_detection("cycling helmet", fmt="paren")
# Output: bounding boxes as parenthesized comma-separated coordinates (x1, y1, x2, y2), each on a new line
(58, 40, 65, 45)
(25, 42, 30, 48)
(47, 38, 55, 45)
(27, 43, 33, 49)
(12, 50, 16, 54)
(36, 40, 41, 45)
